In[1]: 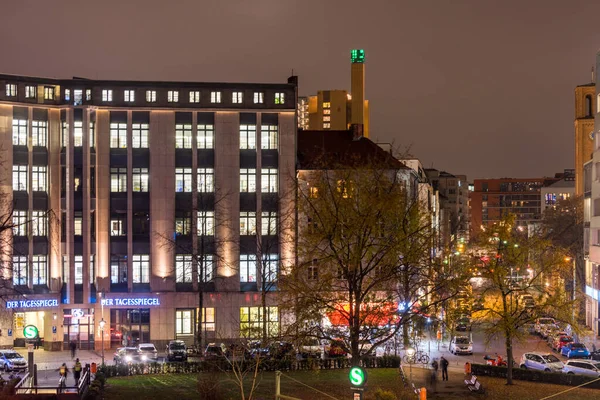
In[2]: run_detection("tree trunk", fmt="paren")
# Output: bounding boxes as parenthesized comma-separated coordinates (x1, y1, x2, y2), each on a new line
(197, 287, 204, 351)
(505, 331, 513, 385)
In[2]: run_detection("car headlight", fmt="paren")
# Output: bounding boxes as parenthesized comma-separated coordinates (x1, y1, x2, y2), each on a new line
(467, 346, 473, 351)
(141, 355, 148, 361)
(125, 356, 132, 362)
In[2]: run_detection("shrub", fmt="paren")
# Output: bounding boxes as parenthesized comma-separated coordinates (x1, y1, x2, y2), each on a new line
(374, 387, 397, 400)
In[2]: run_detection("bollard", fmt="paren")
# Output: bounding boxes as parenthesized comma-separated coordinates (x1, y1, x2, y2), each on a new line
(420, 387, 427, 400)
(465, 362, 471, 375)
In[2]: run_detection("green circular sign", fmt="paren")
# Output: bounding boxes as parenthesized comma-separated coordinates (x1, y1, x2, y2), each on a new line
(23, 325, 39, 340)
(349, 366, 367, 387)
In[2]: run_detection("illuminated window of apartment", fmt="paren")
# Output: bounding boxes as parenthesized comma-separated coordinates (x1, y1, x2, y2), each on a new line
(323, 116, 331, 122)
(74, 217, 82, 236)
(175, 168, 192, 192)
(74, 89, 84, 105)
(240, 169, 256, 193)
(13, 256, 27, 286)
(323, 109, 331, 115)
(232, 91, 243, 104)
(201, 308, 216, 331)
(197, 211, 215, 236)
(197, 168, 214, 193)
(110, 219, 125, 236)
(73, 121, 83, 147)
(89, 122, 95, 148)
(199, 254, 214, 282)
(309, 186, 319, 198)
(74, 255, 83, 284)
(86, 89, 92, 101)
(322, 102, 331, 109)
(25, 86, 36, 98)
(110, 168, 127, 192)
(89, 255, 95, 284)
(210, 91, 221, 104)
(175, 216, 191, 235)
(32, 211, 47, 236)
(168, 90, 179, 103)
(32, 255, 47, 285)
(13, 165, 27, 191)
(44, 86, 55, 100)
(124, 89, 135, 102)
(102, 89, 113, 102)
(240, 125, 256, 149)
(61, 122, 69, 147)
(175, 309, 193, 334)
(189, 91, 200, 103)
(261, 168, 278, 193)
(240, 212, 256, 235)
(132, 168, 149, 192)
(175, 124, 192, 148)
(323, 122, 331, 129)
(32, 120, 47, 147)
(240, 306, 279, 337)
(65, 89, 71, 101)
(274, 92, 285, 104)
(133, 254, 150, 283)
(12, 119, 27, 146)
(110, 122, 127, 148)
(308, 259, 318, 281)
(146, 90, 156, 102)
(132, 123, 149, 148)
(110, 256, 127, 284)
(262, 254, 278, 282)
(13, 210, 27, 236)
(261, 125, 278, 149)
(240, 254, 257, 282)
(261, 212, 277, 236)
(197, 124, 214, 149)
(337, 179, 354, 198)
(32, 166, 46, 192)
(175, 254, 192, 283)
(253, 92, 264, 104)
(5, 84, 16, 97)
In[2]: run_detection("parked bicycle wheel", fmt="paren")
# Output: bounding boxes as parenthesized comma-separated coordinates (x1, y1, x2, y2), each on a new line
(420, 354, 430, 364)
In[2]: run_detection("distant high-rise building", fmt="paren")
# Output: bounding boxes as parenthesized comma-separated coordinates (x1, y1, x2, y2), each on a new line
(575, 81, 595, 196)
(298, 96, 309, 130)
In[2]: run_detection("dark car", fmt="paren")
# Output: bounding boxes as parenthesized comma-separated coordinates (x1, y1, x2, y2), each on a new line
(455, 316, 472, 332)
(249, 341, 270, 359)
(204, 343, 228, 360)
(113, 347, 142, 364)
(167, 340, 188, 362)
(326, 339, 348, 358)
(268, 341, 295, 360)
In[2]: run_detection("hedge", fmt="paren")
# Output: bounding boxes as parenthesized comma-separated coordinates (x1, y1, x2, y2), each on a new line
(471, 363, 600, 389)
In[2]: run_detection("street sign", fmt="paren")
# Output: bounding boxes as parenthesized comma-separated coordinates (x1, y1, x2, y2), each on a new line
(52, 326, 57, 334)
(23, 325, 39, 339)
(7, 329, 12, 337)
(349, 366, 367, 387)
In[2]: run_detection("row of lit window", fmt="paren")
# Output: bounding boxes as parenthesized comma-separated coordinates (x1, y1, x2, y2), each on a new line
(175, 307, 279, 337)
(12, 165, 46, 192)
(12, 211, 47, 236)
(173, 211, 276, 236)
(175, 168, 278, 193)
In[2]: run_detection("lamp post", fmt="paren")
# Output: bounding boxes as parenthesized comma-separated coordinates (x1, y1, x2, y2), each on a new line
(406, 347, 415, 382)
(99, 319, 106, 366)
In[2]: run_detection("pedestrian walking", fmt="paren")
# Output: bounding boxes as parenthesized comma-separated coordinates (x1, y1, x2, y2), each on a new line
(70, 340, 77, 359)
(430, 359, 439, 391)
(440, 356, 449, 381)
(73, 358, 82, 384)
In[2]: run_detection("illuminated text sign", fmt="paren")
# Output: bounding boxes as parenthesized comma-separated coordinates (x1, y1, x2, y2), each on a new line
(6, 299, 59, 309)
(101, 298, 160, 306)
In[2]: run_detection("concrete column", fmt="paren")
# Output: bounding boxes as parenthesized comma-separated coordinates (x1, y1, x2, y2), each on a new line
(127, 111, 133, 291)
(66, 110, 74, 304)
(48, 109, 61, 290)
(95, 111, 110, 292)
(278, 112, 296, 274)
(27, 108, 33, 289)
(82, 110, 90, 303)
(0, 105, 13, 282)
(191, 112, 198, 290)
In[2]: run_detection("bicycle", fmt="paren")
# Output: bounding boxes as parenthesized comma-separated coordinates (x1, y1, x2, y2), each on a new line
(403, 350, 430, 365)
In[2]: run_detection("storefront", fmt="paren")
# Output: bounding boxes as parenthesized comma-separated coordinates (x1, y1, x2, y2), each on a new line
(63, 308, 95, 350)
(3, 297, 61, 350)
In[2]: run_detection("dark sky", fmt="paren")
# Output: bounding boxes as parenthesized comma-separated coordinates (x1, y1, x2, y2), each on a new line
(3, 0, 600, 180)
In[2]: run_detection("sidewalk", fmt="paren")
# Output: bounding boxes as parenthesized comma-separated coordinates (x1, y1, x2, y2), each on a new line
(403, 364, 471, 398)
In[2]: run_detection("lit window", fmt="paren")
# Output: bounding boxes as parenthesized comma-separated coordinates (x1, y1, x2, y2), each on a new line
(261, 168, 278, 193)
(261, 125, 278, 149)
(323, 109, 331, 115)
(132, 123, 149, 148)
(65, 89, 71, 102)
(175, 168, 193, 192)
(201, 308, 216, 331)
(175, 309, 194, 334)
(89, 122, 95, 147)
(175, 124, 192, 148)
(13, 256, 28, 286)
(61, 122, 69, 147)
(110, 219, 126, 236)
(175, 216, 191, 235)
(13, 165, 27, 191)
(323, 116, 331, 122)
(189, 91, 200, 103)
(240, 306, 279, 338)
(132, 168, 149, 192)
(232, 92, 243, 104)
(322, 102, 331, 109)
(253, 92, 264, 104)
(25, 86, 36, 98)
(261, 212, 277, 236)
(32, 120, 47, 147)
(275, 93, 285, 104)
(240, 254, 257, 283)
(210, 91, 221, 103)
(32, 166, 46, 192)
(168, 90, 179, 102)
(5, 84, 16, 97)
(110, 168, 127, 192)
(44, 87, 55, 100)
(110, 255, 127, 284)
(110, 122, 127, 148)
(197, 211, 215, 236)
(240, 212, 256, 235)
(13, 210, 27, 236)
(124, 89, 135, 102)
(199, 255, 214, 282)
(90, 255, 95, 285)
(32, 255, 47, 285)
(12, 119, 27, 146)
(102, 89, 113, 102)
(73, 121, 83, 147)
(146, 90, 157, 102)
(323, 122, 331, 129)
(74, 89, 83, 105)
(86, 89, 92, 101)
(197, 124, 214, 149)
(176, 254, 192, 283)
(133, 254, 150, 283)
(240, 125, 256, 149)
(262, 254, 279, 282)
(240, 169, 256, 193)
(74, 217, 82, 236)
(32, 211, 47, 236)
(74, 255, 83, 284)
(197, 168, 214, 193)
(309, 186, 319, 198)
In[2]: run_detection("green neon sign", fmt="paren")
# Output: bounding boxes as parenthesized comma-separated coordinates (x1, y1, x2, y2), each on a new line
(349, 366, 367, 387)
(351, 49, 365, 63)
(23, 325, 39, 340)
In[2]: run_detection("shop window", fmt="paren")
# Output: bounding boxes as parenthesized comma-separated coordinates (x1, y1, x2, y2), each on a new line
(201, 308, 215, 331)
(175, 309, 193, 335)
(239, 306, 278, 338)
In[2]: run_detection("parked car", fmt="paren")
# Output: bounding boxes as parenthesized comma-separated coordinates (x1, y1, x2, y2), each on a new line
(166, 340, 188, 362)
(325, 339, 348, 358)
(114, 347, 142, 364)
(561, 343, 591, 359)
(535, 318, 556, 335)
(358, 339, 373, 356)
(137, 343, 158, 362)
(562, 359, 600, 377)
(551, 334, 572, 352)
(455, 316, 472, 332)
(205, 343, 228, 360)
(298, 338, 322, 358)
(449, 336, 473, 355)
(0, 350, 27, 371)
(520, 352, 564, 372)
(248, 341, 270, 359)
(520, 294, 535, 309)
(540, 324, 559, 339)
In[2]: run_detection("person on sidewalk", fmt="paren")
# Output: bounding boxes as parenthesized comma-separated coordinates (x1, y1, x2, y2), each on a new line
(440, 356, 449, 381)
(69, 340, 77, 359)
(430, 359, 439, 392)
(73, 358, 82, 384)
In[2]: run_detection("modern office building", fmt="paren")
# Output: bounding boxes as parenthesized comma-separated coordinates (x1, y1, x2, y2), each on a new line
(540, 170, 575, 214)
(575, 81, 595, 196)
(0, 73, 297, 351)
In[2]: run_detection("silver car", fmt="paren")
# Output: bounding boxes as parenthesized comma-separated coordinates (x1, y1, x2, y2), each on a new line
(450, 336, 473, 355)
(562, 360, 600, 377)
(136, 343, 158, 362)
(520, 352, 564, 372)
(0, 350, 27, 371)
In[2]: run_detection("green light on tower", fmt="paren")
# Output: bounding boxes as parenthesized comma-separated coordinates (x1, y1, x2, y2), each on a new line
(351, 49, 365, 63)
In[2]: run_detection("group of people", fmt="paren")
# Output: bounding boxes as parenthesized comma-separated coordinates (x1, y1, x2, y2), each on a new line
(430, 356, 449, 390)
(59, 358, 83, 385)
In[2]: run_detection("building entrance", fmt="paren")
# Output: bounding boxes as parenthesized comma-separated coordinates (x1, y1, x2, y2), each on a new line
(63, 308, 95, 350)
(110, 309, 150, 347)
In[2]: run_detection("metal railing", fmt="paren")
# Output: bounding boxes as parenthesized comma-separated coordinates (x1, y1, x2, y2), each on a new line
(13, 367, 90, 397)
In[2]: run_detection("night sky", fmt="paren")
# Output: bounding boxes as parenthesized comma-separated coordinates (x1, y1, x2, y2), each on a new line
(3, 1, 600, 180)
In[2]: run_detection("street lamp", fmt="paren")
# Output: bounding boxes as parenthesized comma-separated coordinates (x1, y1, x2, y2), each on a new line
(406, 347, 415, 381)
(99, 319, 106, 366)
